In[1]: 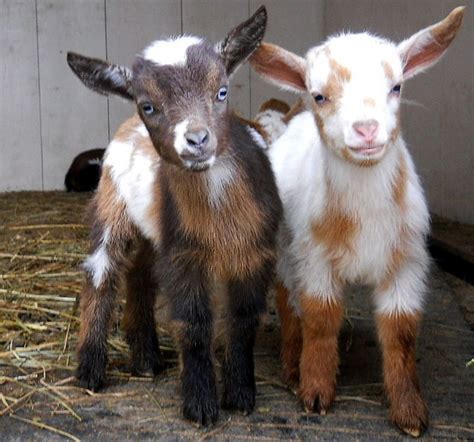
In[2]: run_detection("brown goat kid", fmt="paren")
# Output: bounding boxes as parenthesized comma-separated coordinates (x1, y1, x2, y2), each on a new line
(67, 6, 282, 426)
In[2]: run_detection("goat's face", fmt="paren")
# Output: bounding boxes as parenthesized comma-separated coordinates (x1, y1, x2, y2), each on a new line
(251, 6, 465, 167)
(132, 38, 229, 171)
(67, 6, 267, 172)
(305, 35, 403, 166)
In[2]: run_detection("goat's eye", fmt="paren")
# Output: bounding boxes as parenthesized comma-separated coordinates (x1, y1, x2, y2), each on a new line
(314, 94, 326, 104)
(390, 84, 402, 95)
(216, 86, 228, 102)
(142, 103, 155, 115)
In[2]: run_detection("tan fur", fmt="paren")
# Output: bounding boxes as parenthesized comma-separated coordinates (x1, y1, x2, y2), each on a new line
(275, 281, 302, 387)
(376, 312, 427, 434)
(382, 61, 394, 81)
(363, 97, 376, 107)
(282, 97, 307, 124)
(258, 98, 290, 114)
(299, 294, 343, 413)
(251, 42, 306, 91)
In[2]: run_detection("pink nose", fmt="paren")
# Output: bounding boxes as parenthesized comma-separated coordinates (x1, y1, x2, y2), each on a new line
(352, 119, 379, 143)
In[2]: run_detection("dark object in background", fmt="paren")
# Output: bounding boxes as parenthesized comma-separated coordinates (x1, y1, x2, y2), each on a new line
(65, 148, 105, 192)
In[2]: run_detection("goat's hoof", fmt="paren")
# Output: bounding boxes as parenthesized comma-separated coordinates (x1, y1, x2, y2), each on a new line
(76, 365, 105, 392)
(299, 384, 335, 415)
(183, 395, 219, 427)
(390, 395, 428, 438)
(130, 353, 168, 377)
(222, 384, 256, 414)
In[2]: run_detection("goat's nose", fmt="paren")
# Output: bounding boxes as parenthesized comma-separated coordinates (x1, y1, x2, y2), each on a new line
(352, 119, 379, 142)
(185, 128, 209, 149)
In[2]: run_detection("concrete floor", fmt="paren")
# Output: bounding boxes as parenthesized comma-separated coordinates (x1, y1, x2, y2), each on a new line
(1, 193, 473, 440)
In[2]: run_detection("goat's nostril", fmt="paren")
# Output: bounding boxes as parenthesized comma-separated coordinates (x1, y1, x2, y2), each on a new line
(352, 119, 379, 140)
(185, 129, 209, 148)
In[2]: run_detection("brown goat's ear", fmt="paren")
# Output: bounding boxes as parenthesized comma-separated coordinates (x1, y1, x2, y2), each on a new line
(398, 6, 465, 80)
(67, 52, 134, 100)
(250, 42, 307, 93)
(218, 5, 267, 76)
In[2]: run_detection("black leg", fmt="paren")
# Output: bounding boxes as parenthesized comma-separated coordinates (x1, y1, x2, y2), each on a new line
(124, 240, 164, 376)
(161, 253, 218, 426)
(221, 261, 271, 414)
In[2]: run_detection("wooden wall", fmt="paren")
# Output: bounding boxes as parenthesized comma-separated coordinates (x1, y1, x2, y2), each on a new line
(1, 1, 472, 223)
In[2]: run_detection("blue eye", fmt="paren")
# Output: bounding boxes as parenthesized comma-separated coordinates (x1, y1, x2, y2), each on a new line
(314, 94, 326, 104)
(216, 86, 228, 102)
(142, 103, 155, 115)
(391, 84, 402, 95)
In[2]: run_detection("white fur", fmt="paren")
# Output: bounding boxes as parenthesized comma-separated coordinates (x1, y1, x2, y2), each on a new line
(83, 227, 111, 288)
(247, 126, 267, 149)
(206, 157, 236, 208)
(255, 109, 287, 144)
(268, 33, 431, 317)
(87, 158, 102, 166)
(174, 119, 190, 155)
(104, 125, 160, 243)
(143, 36, 202, 66)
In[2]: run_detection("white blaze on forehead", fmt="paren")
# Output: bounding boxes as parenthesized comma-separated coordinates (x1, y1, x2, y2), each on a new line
(143, 36, 203, 66)
(174, 119, 190, 154)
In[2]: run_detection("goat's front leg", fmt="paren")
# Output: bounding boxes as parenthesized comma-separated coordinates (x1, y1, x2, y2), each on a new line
(162, 253, 218, 426)
(77, 222, 133, 391)
(124, 239, 164, 376)
(299, 292, 343, 414)
(221, 261, 271, 414)
(375, 261, 428, 437)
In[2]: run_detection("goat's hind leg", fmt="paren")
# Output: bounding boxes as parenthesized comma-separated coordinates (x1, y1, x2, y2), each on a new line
(124, 239, 165, 376)
(77, 220, 133, 391)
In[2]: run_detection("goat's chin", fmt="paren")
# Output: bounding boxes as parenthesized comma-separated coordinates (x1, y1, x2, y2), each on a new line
(182, 155, 216, 172)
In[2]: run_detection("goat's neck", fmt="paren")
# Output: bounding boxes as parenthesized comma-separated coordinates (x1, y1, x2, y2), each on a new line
(320, 138, 403, 212)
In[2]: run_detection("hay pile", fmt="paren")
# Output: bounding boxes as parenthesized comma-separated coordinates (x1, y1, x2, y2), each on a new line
(0, 191, 177, 439)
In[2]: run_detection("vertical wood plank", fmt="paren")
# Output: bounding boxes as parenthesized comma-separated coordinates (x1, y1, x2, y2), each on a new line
(106, 0, 181, 135)
(0, 0, 42, 191)
(182, 0, 250, 118)
(249, 0, 325, 117)
(37, 0, 108, 190)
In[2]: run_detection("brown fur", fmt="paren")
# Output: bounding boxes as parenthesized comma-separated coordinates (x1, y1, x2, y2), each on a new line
(382, 61, 394, 81)
(275, 281, 302, 387)
(363, 97, 376, 107)
(299, 295, 343, 413)
(258, 98, 291, 115)
(376, 312, 427, 435)
(164, 164, 274, 280)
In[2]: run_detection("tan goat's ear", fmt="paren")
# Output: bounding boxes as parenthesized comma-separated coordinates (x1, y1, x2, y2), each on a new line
(398, 6, 465, 80)
(250, 42, 307, 93)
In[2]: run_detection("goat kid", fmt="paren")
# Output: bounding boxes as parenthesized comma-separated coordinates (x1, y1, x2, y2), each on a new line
(68, 6, 282, 426)
(250, 7, 465, 437)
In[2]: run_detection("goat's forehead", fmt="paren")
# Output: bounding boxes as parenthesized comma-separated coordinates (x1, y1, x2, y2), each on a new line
(142, 36, 205, 66)
(306, 33, 402, 90)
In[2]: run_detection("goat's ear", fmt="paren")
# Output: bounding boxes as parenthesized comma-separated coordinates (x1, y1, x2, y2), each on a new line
(218, 5, 267, 76)
(397, 6, 465, 80)
(250, 42, 307, 93)
(67, 52, 134, 100)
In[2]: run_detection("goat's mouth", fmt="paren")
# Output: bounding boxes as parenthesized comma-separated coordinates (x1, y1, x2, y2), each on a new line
(182, 154, 216, 172)
(347, 144, 385, 157)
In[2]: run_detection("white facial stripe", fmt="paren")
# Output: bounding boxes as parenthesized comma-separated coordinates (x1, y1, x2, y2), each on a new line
(143, 36, 202, 66)
(174, 119, 190, 155)
(247, 127, 267, 150)
(83, 227, 111, 289)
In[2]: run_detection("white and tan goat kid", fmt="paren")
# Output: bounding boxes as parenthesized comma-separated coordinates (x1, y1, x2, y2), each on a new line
(250, 7, 465, 437)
